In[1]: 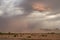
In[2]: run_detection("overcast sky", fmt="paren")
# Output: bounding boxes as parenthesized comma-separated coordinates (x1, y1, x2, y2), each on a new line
(0, 0, 60, 33)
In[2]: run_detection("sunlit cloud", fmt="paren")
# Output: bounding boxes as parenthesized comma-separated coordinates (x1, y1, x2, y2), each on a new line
(44, 15, 57, 20)
(0, 0, 60, 33)
(0, 10, 3, 16)
(0, 0, 24, 17)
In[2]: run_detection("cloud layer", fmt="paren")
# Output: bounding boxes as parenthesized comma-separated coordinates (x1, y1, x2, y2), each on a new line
(0, 0, 60, 33)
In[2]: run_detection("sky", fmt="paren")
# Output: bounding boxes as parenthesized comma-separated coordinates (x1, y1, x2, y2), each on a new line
(0, 0, 60, 33)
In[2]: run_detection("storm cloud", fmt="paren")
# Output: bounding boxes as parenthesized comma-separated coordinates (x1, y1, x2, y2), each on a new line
(0, 0, 60, 33)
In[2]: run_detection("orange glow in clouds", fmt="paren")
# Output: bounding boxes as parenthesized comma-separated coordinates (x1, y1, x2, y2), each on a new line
(32, 2, 51, 11)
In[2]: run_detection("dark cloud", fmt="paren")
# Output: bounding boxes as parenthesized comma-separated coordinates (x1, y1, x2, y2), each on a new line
(0, 17, 8, 32)
(0, 0, 60, 33)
